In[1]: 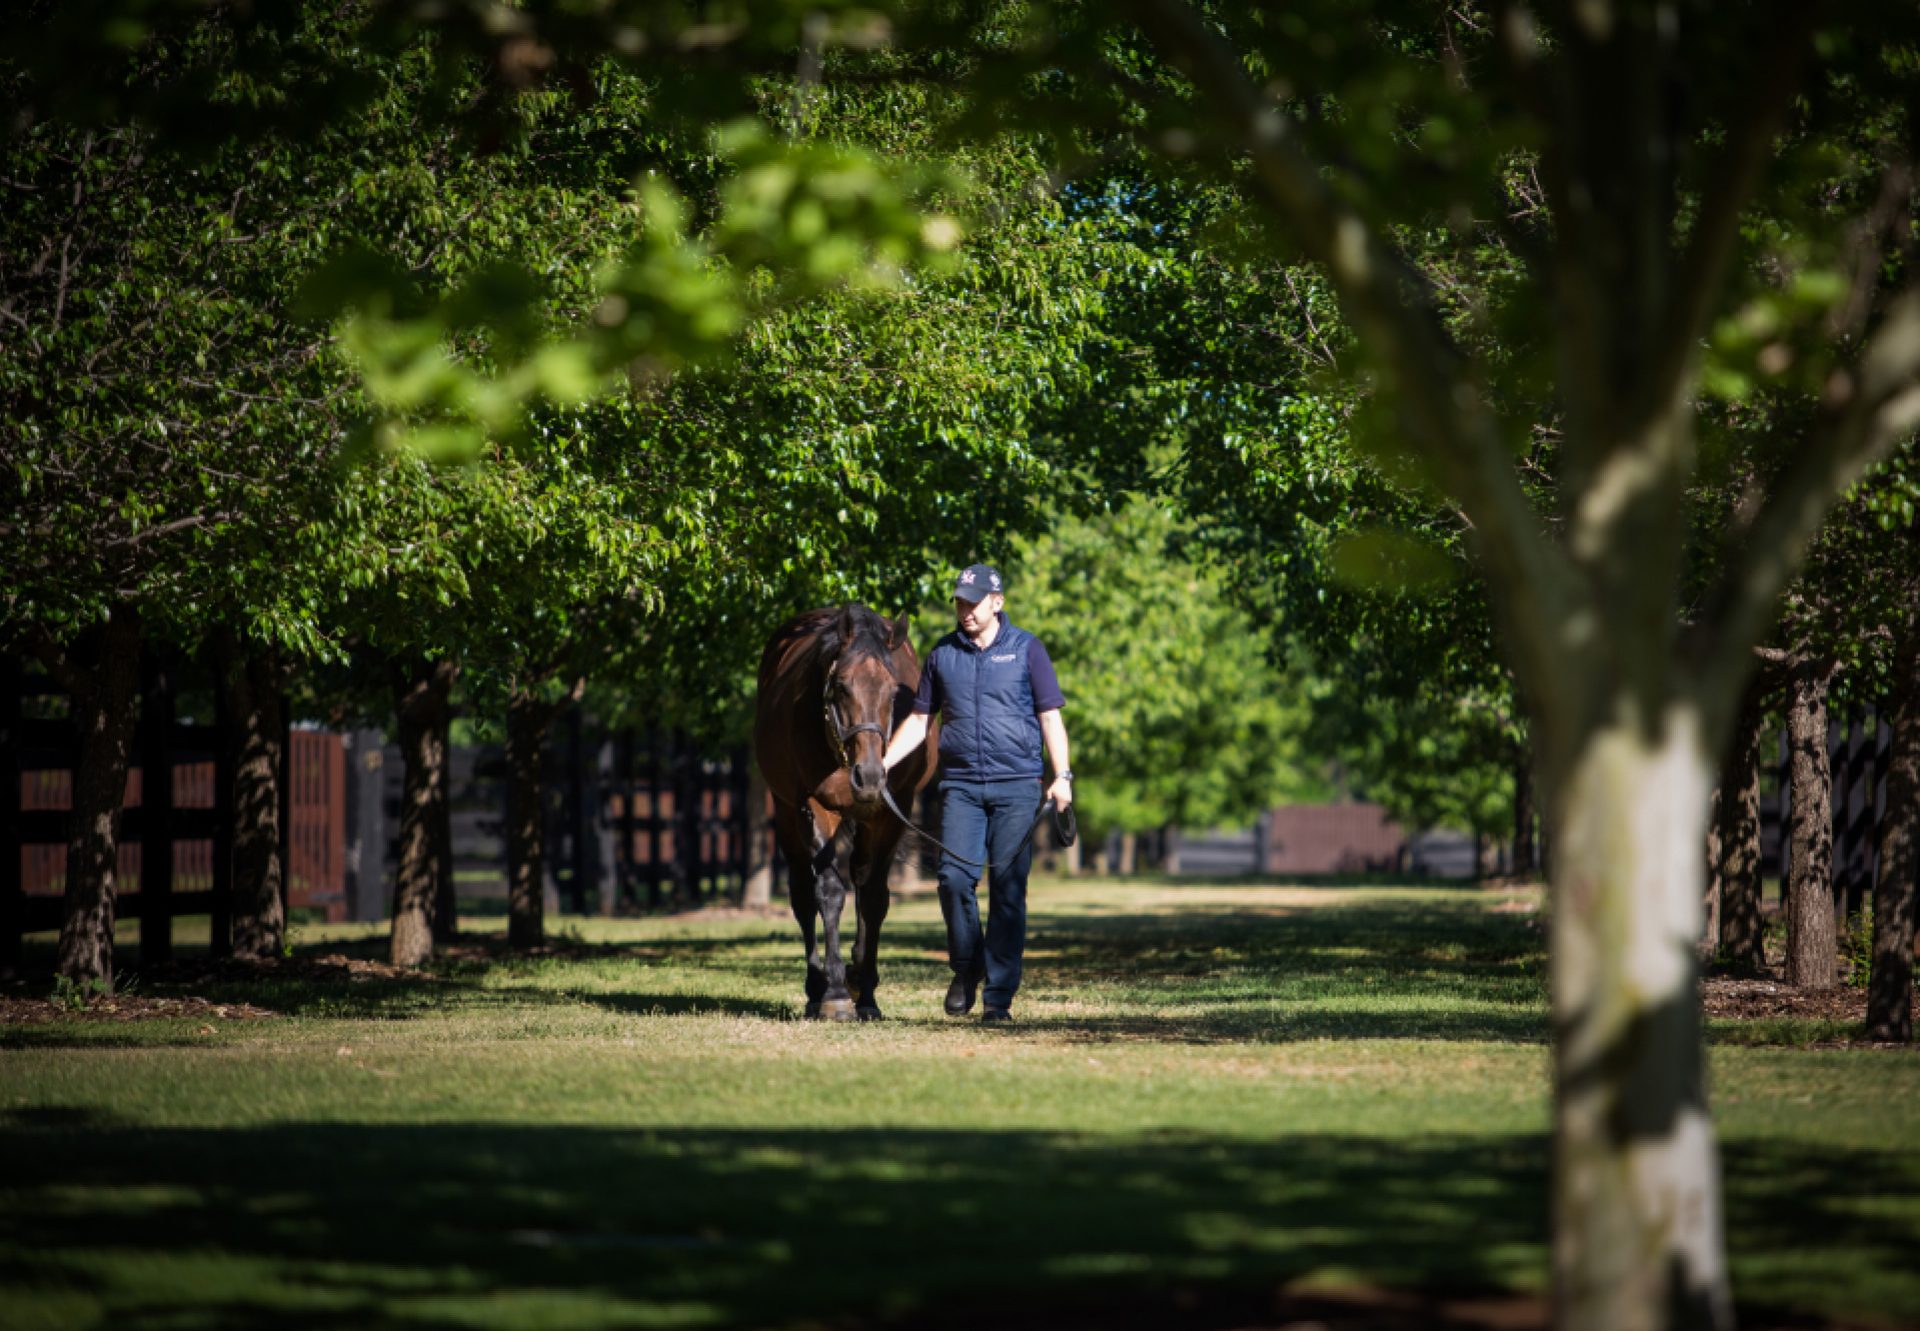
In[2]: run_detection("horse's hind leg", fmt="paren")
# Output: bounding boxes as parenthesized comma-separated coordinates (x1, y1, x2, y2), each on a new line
(774, 801, 825, 1016)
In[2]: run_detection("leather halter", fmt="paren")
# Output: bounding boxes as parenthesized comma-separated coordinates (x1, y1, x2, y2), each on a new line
(822, 650, 889, 770)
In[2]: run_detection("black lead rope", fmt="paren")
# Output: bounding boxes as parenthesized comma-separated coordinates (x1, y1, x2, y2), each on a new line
(880, 784, 1077, 879)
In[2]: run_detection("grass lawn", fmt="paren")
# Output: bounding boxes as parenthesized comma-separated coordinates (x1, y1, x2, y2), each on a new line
(3, 877, 1917, 1330)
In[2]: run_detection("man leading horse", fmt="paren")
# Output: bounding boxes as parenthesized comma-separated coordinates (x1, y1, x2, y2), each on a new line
(881, 563, 1074, 1024)
(754, 563, 1072, 1023)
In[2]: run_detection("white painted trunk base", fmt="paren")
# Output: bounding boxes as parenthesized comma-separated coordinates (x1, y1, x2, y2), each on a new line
(1550, 706, 1731, 1331)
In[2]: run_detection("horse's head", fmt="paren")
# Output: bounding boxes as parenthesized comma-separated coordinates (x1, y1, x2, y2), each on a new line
(823, 605, 911, 806)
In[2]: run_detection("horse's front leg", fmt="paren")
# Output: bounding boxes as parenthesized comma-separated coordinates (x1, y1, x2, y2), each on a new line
(848, 818, 898, 1021)
(773, 800, 824, 1016)
(807, 799, 857, 1022)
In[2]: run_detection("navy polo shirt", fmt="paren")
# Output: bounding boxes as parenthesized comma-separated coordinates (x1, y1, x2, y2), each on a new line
(912, 613, 1064, 781)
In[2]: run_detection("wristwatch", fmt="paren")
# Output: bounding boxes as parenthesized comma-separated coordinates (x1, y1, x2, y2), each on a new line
(1055, 769, 1074, 783)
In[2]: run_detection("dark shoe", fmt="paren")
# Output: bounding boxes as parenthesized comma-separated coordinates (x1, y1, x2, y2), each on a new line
(944, 973, 980, 1017)
(981, 1007, 1013, 1025)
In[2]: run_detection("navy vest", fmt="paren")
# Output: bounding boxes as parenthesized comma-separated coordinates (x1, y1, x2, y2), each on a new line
(928, 618, 1045, 781)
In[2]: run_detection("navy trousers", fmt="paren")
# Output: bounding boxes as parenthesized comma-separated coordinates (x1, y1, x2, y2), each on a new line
(936, 778, 1044, 1009)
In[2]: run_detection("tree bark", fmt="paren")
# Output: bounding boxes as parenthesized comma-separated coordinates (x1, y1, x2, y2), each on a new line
(1116, 830, 1137, 875)
(217, 635, 287, 961)
(1512, 740, 1537, 878)
(1162, 824, 1182, 875)
(505, 686, 559, 952)
(53, 610, 143, 988)
(1867, 629, 1920, 1041)
(1784, 656, 1840, 989)
(743, 761, 774, 907)
(1549, 704, 1729, 1331)
(1713, 679, 1769, 973)
(390, 657, 454, 967)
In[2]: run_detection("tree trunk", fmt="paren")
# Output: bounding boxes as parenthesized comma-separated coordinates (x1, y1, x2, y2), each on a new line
(1867, 630, 1920, 1041)
(1549, 704, 1730, 1331)
(1784, 657, 1840, 989)
(743, 762, 774, 907)
(1116, 830, 1137, 875)
(1702, 782, 1722, 957)
(1161, 824, 1181, 875)
(431, 686, 457, 945)
(505, 687, 556, 952)
(219, 637, 287, 961)
(55, 610, 144, 989)
(391, 657, 454, 967)
(1713, 681, 1768, 973)
(1512, 740, 1537, 878)
(1063, 834, 1082, 876)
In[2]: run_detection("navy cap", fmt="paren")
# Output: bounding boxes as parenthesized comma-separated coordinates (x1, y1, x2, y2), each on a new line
(953, 563, 1004, 602)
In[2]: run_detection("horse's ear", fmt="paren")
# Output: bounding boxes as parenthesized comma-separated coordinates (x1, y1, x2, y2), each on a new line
(888, 612, 911, 650)
(835, 603, 859, 646)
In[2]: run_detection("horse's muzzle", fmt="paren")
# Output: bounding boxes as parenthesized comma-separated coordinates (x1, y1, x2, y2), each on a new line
(848, 761, 887, 804)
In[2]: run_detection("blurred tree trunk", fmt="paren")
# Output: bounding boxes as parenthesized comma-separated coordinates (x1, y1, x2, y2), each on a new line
(1868, 627, 1920, 1040)
(217, 632, 286, 961)
(1116, 830, 1137, 876)
(391, 656, 454, 967)
(1161, 824, 1181, 874)
(1713, 674, 1770, 973)
(1785, 655, 1840, 989)
(35, 611, 143, 989)
(1547, 704, 1725, 1331)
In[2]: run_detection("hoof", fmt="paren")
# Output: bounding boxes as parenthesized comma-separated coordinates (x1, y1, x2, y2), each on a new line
(817, 998, 857, 1022)
(856, 1004, 885, 1022)
(803, 1001, 821, 1019)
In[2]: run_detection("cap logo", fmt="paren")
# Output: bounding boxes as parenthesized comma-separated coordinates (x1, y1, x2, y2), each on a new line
(960, 571, 975, 585)
(989, 573, 1001, 589)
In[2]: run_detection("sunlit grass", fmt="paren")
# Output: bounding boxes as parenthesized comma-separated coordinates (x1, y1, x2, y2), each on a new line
(4, 877, 1917, 1329)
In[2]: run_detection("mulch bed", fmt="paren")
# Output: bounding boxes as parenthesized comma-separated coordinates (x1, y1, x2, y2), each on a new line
(0, 952, 432, 1025)
(0, 992, 278, 1025)
(1701, 973, 1917, 1047)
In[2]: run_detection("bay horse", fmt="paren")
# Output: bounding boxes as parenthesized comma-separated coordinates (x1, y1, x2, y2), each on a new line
(754, 604, 938, 1020)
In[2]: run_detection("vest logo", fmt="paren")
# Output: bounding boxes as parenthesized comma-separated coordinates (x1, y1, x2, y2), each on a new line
(991, 653, 1017, 662)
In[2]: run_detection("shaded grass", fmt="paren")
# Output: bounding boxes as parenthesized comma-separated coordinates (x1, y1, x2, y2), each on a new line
(3, 878, 1918, 1329)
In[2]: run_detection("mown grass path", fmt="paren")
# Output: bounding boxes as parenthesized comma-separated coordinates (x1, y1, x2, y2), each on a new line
(3, 879, 1917, 1329)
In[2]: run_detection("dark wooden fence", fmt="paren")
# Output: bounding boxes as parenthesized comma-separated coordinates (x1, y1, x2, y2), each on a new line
(5, 652, 766, 964)
(3, 653, 233, 971)
(337, 720, 756, 921)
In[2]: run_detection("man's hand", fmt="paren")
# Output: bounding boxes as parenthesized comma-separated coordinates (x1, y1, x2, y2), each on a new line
(1046, 775, 1073, 810)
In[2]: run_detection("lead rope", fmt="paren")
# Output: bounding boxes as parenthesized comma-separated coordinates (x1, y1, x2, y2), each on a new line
(880, 784, 1076, 879)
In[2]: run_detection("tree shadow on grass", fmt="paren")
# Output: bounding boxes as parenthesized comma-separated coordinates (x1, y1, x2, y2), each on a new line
(0, 1113, 1911, 1330)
